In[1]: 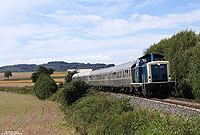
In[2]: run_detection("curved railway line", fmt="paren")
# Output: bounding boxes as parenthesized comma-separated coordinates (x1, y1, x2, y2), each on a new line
(153, 97, 200, 110)
(110, 92, 200, 117)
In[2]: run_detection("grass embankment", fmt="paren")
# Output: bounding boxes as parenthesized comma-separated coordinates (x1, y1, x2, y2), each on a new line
(51, 81, 200, 135)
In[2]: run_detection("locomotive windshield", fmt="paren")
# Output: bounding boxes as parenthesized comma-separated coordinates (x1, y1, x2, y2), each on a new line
(154, 56, 164, 61)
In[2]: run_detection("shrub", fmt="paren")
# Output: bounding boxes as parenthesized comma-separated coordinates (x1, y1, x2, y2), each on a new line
(59, 80, 89, 108)
(65, 71, 77, 83)
(58, 82, 64, 88)
(33, 74, 58, 100)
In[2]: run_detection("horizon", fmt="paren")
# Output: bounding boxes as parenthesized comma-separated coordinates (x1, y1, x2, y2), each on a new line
(0, 0, 200, 66)
(0, 60, 115, 67)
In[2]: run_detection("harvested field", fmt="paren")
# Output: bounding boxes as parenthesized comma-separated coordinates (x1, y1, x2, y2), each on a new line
(0, 91, 73, 135)
(0, 83, 34, 87)
(51, 73, 66, 77)
(0, 72, 33, 81)
(54, 78, 65, 82)
(0, 72, 66, 87)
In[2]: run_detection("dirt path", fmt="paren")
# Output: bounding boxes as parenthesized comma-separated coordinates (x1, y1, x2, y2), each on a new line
(0, 92, 72, 135)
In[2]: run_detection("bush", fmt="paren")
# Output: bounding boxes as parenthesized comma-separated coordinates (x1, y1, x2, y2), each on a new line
(65, 71, 77, 83)
(58, 80, 89, 108)
(33, 74, 58, 100)
(58, 82, 64, 88)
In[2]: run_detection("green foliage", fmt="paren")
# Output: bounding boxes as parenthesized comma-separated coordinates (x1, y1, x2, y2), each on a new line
(31, 72, 38, 83)
(33, 74, 58, 100)
(188, 44, 200, 100)
(58, 82, 64, 88)
(31, 66, 54, 83)
(4, 70, 12, 79)
(145, 30, 200, 99)
(65, 71, 77, 83)
(37, 66, 53, 75)
(64, 92, 200, 135)
(54, 80, 89, 110)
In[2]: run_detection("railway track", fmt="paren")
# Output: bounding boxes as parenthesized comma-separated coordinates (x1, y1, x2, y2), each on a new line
(150, 97, 200, 110)
(110, 92, 200, 117)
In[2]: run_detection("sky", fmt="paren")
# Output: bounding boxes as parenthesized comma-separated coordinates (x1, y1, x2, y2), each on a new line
(0, 0, 200, 66)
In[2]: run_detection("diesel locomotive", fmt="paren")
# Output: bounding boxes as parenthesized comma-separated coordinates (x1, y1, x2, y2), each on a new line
(73, 53, 174, 98)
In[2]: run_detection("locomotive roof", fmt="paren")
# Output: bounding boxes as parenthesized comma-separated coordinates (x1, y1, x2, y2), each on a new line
(89, 61, 136, 75)
(139, 53, 163, 59)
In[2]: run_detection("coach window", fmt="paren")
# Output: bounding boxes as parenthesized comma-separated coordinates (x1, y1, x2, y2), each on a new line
(117, 72, 120, 78)
(112, 72, 116, 79)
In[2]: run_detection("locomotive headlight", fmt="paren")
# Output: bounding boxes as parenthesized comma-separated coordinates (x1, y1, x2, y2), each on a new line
(169, 75, 171, 80)
(148, 76, 151, 82)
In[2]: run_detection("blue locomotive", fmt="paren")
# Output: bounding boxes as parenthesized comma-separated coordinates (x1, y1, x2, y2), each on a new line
(73, 53, 174, 98)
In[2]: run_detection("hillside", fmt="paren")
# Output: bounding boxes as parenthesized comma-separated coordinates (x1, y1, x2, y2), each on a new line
(0, 61, 115, 73)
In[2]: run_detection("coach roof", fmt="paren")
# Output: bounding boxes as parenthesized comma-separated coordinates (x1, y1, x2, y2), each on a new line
(89, 61, 136, 76)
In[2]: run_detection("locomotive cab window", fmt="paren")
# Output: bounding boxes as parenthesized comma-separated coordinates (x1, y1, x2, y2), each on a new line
(154, 56, 164, 61)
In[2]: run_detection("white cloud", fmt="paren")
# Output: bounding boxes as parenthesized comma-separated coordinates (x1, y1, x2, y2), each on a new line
(135, 0, 166, 9)
(86, 9, 200, 37)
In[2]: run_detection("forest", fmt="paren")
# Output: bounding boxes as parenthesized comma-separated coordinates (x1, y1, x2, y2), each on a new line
(145, 30, 200, 100)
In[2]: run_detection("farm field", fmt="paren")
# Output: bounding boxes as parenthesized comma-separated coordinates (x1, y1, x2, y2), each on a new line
(0, 91, 73, 135)
(0, 72, 66, 87)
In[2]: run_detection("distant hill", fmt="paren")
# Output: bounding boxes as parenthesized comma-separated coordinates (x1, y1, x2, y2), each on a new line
(0, 61, 115, 73)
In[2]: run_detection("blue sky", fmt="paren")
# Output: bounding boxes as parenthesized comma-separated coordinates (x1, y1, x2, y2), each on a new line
(0, 0, 200, 66)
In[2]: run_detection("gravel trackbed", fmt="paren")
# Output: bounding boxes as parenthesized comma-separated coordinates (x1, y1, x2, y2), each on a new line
(0, 91, 70, 135)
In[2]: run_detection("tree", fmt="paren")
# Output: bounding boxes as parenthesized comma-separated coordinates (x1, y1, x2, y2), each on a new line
(31, 66, 54, 82)
(33, 74, 58, 100)
(37, 66, 50, 75)
(188, 44, 200, 100)
(4, 70, 12, 79)
(31, 72, 39, 83)
(48, 68, 54, 74)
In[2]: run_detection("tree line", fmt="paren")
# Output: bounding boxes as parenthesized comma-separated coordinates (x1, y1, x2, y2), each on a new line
(145, 30, 200, 99)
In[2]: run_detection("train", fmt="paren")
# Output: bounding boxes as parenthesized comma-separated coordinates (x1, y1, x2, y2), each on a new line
(72, 53, 175, 98)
